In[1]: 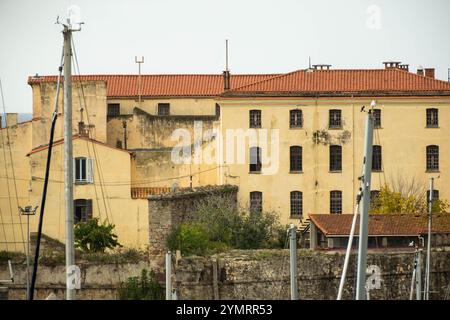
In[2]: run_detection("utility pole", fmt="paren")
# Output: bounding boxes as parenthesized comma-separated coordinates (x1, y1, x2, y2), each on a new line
(166, 251, 172, 300)
(63, 25, 76, 301)
(425, 177, 434, 300)
(19, 206, 37, 299)
(355, 101, 375, 300)
(289, 224, 299, 300)
(135, 56, 144, 106)
(416, 248, 422, 300)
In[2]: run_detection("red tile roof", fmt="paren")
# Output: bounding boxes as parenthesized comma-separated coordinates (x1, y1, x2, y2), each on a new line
(226, 69, 450, 96)
(309, 214, 450, 237)
(27, 134, 132, 156)
(27, 74, 278, 98)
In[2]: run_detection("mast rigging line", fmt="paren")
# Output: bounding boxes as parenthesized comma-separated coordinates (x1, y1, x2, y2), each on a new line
(71, 37, 112, 224)
(29, 45, 64, 300)
(0, 77, 26, 253)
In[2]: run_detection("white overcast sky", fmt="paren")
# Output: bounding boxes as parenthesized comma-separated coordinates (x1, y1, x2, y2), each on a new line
(1, 0, 449, 113)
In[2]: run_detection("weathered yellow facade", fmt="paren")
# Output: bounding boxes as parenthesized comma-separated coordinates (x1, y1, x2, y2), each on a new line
(217, 97, 450, 226)
(1, 67, 450, 251)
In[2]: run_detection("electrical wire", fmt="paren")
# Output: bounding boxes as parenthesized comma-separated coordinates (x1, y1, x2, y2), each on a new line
(0, 77, 27, 252)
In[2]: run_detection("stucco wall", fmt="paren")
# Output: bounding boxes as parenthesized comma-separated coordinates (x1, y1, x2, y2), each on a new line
(218, 97, 450, 226)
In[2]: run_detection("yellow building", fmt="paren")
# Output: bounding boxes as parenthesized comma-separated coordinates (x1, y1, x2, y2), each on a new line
(1, 63, 449, 250)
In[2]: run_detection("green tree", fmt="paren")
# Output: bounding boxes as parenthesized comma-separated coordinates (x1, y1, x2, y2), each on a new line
(74, 218, 122, 253)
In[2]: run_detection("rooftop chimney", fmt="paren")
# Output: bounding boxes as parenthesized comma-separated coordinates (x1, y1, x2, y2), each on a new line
(424, 68, 435, 79)
(417, 66, 424, 76)
(223, 70, 231, 91)
(382, 61, 401, 69)
(223, 39, 231, 91)
(312, 64, 332, 70)
(399, 64, 409, 72)
(6, 113, 18, 126)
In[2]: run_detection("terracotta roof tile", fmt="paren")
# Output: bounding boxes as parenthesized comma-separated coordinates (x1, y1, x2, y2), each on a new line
(309, 214, 450, 237)
(226, 69, 450, 96)
(27, 74, 278, 98)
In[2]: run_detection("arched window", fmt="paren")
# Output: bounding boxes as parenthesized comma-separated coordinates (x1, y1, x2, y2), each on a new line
(290, 109, 303, 128)
(330, 190, 342, 214)
(372, 145, 382, 171)
(426, 145, 439, 171)
(249, 147, 262, 172)
(250, 191, 262, 213)
(290, 191, 303, 217)
(290, 146, 302, 172)
(249, 110, 261, 128)
(329, 145, 342, 171)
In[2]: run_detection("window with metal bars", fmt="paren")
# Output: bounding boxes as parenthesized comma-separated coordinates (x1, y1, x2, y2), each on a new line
(289, 109, 303, 128)
(74, 199, 93, 224)
(249, 110, 261, 128)
(250, 191, 262, 213)
(426, 145, 439, 171)
(330, 190, 342, 214)
(426, 108, 438, 127)
(372, 145, 382, 171)
(290, 146, 302, 172)
(373, 109, 381, 128)
(107, 103, 120, 117)
(158, 103, 170, 116)
(426, 190, 439, 202)
(290, 191, 303, 217)
(329, 109, 342, 128)
(329, 145, 342, 171)
(249, 147, 262, 172)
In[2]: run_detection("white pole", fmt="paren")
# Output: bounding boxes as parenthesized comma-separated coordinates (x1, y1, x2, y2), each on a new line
(424, 177, 433, 300)
(416, 249, 422, 300)
(409, 250, 417, 300)
(355, 103, 375, 300)
(63, 26, 75, 300)
(166, 251, 172, 300)
(337, 198, 361, 300)
(289, 224, 298, 300)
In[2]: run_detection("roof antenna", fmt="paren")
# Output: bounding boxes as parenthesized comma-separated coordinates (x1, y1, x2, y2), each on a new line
(225, 39, 229, 72)
(223, 39, 231, 91)
(309, 56, 311, 69)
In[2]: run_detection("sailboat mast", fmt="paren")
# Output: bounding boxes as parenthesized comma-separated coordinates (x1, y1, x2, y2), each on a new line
(63, 26, 75, 301)
(355, 102, 375, 300)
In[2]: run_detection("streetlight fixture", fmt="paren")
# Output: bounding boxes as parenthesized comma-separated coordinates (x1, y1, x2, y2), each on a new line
(19, 206, 38, 299)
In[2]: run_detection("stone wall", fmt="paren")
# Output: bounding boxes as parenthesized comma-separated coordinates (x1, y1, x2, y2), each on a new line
(174, 249, 450, 300)
(148, 185, 238, 255)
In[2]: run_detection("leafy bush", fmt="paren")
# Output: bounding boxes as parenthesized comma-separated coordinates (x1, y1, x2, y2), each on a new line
(74, 218, 122, 253)
(118, 268, 164, 300)
(166, 195, 283, 256)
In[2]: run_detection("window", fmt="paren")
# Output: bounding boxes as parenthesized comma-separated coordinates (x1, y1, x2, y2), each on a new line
(158, 103, 170, 116)
(215, 103, 220, 118)
(370, 190, 380, 207)
(329, 109, 342, 128)
(107, 103, 120, 117)
(373, 109, 381, 128)
(329, 145, 342, 171)
(426, 108, 438, 127)
(74, 199, 93, 224)
(426, 145, 439, 171)
(426, 190, 439, 202)
(372, 145, 382, 171)
(290, 191, 303, 217)
(249, 110, 261, 128)
(74, 157, 93, 184)
(290, 146, 302, 172)
(249, 147, 262, 172)
(330, 190, 342, 214)
(250, 191, 262, 213)
(290, 109, 303, 128)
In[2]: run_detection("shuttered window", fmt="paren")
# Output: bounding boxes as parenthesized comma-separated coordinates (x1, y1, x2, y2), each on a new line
(74, 199, 93, 224)
(74, 157, 93, 184)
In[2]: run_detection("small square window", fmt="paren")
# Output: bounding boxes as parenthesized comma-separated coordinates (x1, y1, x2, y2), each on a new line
(158, 103, 170, 116)
(249, 110, 261, 128)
